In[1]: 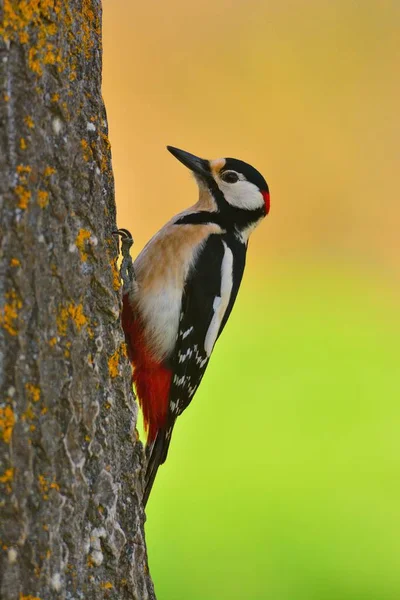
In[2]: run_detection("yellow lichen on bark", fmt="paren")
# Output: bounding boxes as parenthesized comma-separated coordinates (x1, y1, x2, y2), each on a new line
(25, 383, 41, 403)
(37, 189, 49, 207)
(110, 258, 121, 291)
(100, 131, 112, 175)
(100, 582, 113, 590)
(57, 303, 87, 336)
(0, 0, 101, 91)
(108, 344, 128, 379)
(15, 184, 31, 209)
(19, 29, 28, 43)
(24, 115, 34, 128)
(38, 474, 49, 500)
(43, 165, 56, 176)
(80, 139, 93, 162)
(0, 0, 63, 76)
(108, 352, 120, 379)
(76, 229, 91, 261)
(81, 0, 100, 58)
(16, 164, 32, 175)
(0, 406, 15, 444)
(0, 468, 14, 484)
(38, 474, 60, 500)
(21, 404, 34, 422)
(0, 290, 22, 335)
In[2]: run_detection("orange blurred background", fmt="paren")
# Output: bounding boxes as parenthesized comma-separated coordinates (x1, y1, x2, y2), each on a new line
(103, 0, 399, 282)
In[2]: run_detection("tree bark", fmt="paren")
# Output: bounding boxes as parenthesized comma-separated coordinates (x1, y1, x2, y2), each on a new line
(0, 2, 155, 598)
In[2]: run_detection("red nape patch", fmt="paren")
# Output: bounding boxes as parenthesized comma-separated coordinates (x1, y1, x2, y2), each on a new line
(122, 294, 172, 442)
(262, 191, 270, 214)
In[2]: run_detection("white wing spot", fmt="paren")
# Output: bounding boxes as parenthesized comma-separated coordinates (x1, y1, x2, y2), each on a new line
(182, 326, 193, 340)
(173, 375, 186, 387)
(193, 345, 207, 366)
(188, 384, 198, 397)
(178, 348, 193, 363)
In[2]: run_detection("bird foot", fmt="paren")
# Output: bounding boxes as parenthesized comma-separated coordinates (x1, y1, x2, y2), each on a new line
(113, 228, 136, 292)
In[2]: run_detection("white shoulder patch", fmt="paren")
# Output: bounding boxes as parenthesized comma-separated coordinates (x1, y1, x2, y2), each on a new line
(204, 241, 234, 356)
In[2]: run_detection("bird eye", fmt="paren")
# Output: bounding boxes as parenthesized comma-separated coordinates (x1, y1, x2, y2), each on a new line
(221, 171, 239, 184)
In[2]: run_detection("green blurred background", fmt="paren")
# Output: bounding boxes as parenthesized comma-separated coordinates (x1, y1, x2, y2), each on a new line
(103, 1, 400, 598)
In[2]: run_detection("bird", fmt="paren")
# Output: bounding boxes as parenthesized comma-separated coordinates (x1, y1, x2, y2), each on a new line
(118, 146, 270, 506)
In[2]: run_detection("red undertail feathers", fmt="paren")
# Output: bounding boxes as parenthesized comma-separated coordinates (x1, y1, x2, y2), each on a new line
(122, 294, 172, 442)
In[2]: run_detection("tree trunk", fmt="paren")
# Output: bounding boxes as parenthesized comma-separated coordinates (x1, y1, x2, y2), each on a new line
(0, 2, 155, 598)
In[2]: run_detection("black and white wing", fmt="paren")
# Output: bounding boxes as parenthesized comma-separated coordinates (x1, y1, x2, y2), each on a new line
(171, 234, 246, 417)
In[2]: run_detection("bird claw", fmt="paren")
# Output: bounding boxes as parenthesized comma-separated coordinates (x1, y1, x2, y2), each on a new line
(113, 228, 136, 292)
(113, 228, 134, 249)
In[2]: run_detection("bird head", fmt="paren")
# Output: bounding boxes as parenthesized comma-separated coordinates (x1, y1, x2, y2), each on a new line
(167, 146, 270, 238)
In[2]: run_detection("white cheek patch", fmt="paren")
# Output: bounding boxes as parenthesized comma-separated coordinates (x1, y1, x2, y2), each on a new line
(219, 179, 263, 211)
(204, 242, 233, 356)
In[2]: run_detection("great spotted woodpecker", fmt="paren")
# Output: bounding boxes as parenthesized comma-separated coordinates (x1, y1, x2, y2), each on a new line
(117, 146, 270, 506)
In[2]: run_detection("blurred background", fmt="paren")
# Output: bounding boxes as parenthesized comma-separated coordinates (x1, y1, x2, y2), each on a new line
(103, 1, 400, 598)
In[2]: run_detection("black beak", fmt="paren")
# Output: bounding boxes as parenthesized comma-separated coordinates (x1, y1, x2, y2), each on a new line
(167, 146, 210, 179)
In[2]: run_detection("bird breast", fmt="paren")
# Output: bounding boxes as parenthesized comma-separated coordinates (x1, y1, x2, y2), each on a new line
(132, 221, 223, 362)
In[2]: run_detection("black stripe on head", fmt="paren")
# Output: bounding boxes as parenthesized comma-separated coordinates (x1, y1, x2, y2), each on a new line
(222, 158, 269, 193)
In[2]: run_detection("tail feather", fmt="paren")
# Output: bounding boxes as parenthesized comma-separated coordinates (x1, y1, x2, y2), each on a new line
(143, 424, 174, 507)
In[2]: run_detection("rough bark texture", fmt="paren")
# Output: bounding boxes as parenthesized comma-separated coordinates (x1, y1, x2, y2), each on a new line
(0, 2, 155, 598)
